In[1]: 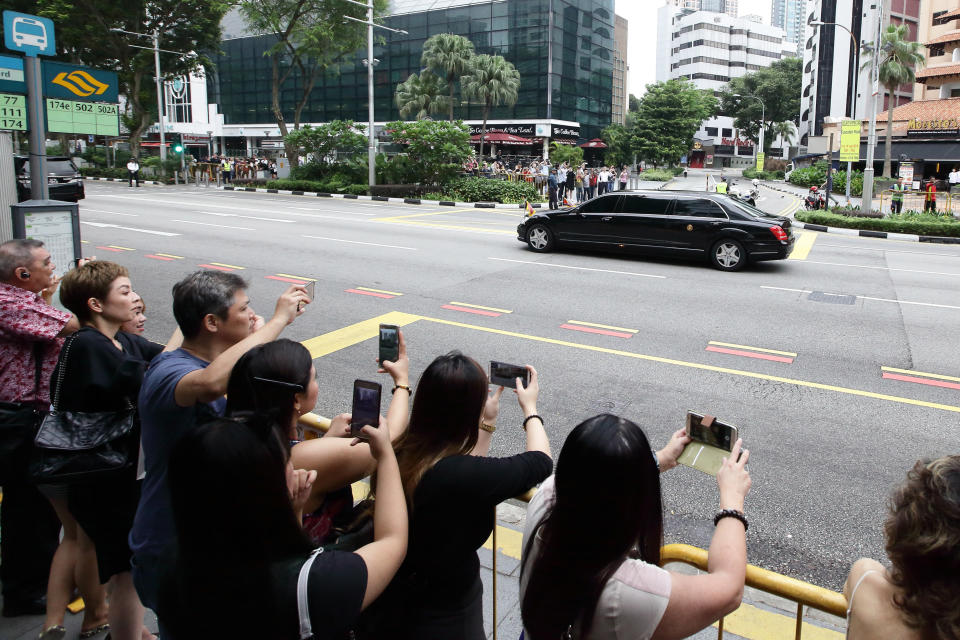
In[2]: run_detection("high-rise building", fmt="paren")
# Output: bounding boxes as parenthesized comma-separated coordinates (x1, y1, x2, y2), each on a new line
(668, 0, 738, 18)
(914, 0, 960, 100)
(657, 6, 793, 168)
(192, 0, 616, 156)
(613, 14, 629, 125)
(798, 0, 920, 145)
(770, 0, 804, 56)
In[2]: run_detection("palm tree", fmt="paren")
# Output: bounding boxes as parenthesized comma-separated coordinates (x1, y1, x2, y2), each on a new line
(421, 33, 475, 122)
(861, 24, 925, 178)
(770, 121, 796, 148)
(395, 71, 450, 120)
(461, 54, 521, 158)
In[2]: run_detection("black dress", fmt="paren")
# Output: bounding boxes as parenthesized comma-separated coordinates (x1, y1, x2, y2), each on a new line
(52, 327, 163, 583)
(363, 450, 552, 639)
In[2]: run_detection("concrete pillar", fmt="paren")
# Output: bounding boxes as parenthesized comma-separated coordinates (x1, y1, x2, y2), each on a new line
(246, 137, 253, 156)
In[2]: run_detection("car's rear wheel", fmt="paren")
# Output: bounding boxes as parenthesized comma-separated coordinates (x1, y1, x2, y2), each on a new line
(526, 224, 555, 252)
(710, 239, 746, 271)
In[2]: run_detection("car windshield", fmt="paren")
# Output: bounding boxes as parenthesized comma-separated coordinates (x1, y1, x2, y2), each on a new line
(724, 198, 779, 220)
(21, 160, 78, 175)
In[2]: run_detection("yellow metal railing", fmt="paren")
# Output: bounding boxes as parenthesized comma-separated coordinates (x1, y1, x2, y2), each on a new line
(878, 189, 957, 215)
(297, 413, 848, 640)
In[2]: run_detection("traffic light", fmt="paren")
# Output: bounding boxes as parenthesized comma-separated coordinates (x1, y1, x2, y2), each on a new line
(173, 135, 183, 154)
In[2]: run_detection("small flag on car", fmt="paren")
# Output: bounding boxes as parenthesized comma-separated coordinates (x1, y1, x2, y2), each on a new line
(525, 200, 536, 217)
(563, 197, 572, 207)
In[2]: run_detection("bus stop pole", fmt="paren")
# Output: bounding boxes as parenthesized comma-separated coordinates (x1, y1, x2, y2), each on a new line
(24, 56, 48, 201)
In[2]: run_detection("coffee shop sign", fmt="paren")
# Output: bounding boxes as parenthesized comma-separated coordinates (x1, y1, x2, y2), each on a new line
(907, 117, 959, 136)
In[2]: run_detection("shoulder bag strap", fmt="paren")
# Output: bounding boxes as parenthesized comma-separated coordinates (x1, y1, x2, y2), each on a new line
(49, 333, 76, 412)
(297, 547, 324, 639)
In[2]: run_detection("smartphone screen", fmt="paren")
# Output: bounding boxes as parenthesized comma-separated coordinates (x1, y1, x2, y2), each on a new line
(489, 361, 529, 389)
(304, 281, 316, 302)
(351, 380, 382, 438)
(685, 411, 737, 451)
(379, 324, 399, 364)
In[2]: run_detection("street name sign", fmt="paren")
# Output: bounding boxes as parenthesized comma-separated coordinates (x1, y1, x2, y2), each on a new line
(839, 120, 861, 162)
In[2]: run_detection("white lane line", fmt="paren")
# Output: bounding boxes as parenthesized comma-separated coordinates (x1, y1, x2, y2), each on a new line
(82, 208, 139, 217)
(80, 221, 180, 236)
(817, 243, 960, 258)
(760, 285, 960, 310)
(489, 257, 667, 279)
(302, 235, 418, 250)
(91, 195, 373, 223)
(171, 219, 254, 231)
(198, 211, 294, 223)
(292, 208, 377, 216)
(804, 260, 960, 277)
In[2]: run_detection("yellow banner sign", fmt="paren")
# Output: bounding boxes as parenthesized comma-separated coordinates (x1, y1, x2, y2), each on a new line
(755, 152, 765, 171)
(839, 120, 861, 162)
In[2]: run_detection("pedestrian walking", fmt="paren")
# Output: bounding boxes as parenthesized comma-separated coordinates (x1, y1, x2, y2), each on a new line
(924, 178, 937, 213)
(126, 158, 140, 188)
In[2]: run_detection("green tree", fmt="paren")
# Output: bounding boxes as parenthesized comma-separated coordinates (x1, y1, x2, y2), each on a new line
(284, 120, 367, 161)
(548, 141, 583, 167)
(770, 120, 796, 148)
(385, 119, 472, 185)
(420, 33, 475, 122)
(395, 71, 450, 120)
(718, 57, 802, 153)
(862, 24, 925, 178)
(634, 79, 717, 167)
(240, 0, 387, 167)
(461, 54, 521, 158)
(28, 0, 228, 159)
(601, 123, 633, 167)
(628, 94, 641, 113)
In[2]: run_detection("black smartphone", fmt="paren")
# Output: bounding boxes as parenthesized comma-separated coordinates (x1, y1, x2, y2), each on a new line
(379, 324, 399, 364)
(489, 361, 529, 389)
(351, 380, 382, 438)
(685, 411, 738, 452)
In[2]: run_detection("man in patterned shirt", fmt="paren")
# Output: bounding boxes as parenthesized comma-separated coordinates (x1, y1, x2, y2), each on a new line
(0, 239, 80, 616)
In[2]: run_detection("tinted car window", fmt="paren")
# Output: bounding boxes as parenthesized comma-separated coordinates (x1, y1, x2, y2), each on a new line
(19, 159, 79, 175)
(578, 195, 621, 213)
(674, 198, 727, 218)
(723, 199, 779, 220)
(620, 195, 673, 215)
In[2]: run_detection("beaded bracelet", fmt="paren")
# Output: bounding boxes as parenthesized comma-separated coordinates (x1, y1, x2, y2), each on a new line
(714, 509, 748, 531)
(392, 384, 412, 395)
(522, 414, 543, 430)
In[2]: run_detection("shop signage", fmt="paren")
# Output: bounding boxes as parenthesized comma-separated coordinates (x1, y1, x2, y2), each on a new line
(906, 117, 959, 137)
(839, 120, 861, 162)
(553, 125, 579, 137)
(692, 141, 702, 150)
(470, 124, 534, 136)
(721, 137, 754, 147)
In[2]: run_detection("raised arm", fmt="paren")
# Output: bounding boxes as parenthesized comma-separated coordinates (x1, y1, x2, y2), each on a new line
(517, 366, 550, 458)
(653, 439, 751, 640)
(378, 329, 411, 442)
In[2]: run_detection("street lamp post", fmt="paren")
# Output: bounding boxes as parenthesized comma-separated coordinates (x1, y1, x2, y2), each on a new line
(111, 28, 195, 176)
(811, 21, 859, 204)
(860, 0, 888, 214)
(732, 94, 764, 169)
(343, 1, 407, 189)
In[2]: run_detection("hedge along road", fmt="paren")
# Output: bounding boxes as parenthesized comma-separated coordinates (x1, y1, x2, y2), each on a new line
(77, 181, 960, 590)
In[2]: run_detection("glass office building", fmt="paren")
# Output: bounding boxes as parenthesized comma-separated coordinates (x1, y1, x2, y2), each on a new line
(209, 0, 615, 146)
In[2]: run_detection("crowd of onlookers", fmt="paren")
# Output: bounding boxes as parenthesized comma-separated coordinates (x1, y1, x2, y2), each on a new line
(0, 238, 958, 640)
(194, 156, 279, 183)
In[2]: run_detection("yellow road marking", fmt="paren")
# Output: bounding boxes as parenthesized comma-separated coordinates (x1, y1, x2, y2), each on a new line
(482, 523, 524, 559)
(355, 286, 403, 296)
(709, 341, 798, 357)
(210, 262, 245, 269)
(300, 311, 420, 359)
(277, 273, 318, 282)
(566, 319, 639, 334)
(789, 230, 817, 260)
(713, 601, 844, 640)
(374, 210, 463, 222)
(881, 366, 960, 383)
(417, 316, 960, 414)
(108, 245, 135, 251)
(155, 253, 183, 259)
(449, 301, 513, 313)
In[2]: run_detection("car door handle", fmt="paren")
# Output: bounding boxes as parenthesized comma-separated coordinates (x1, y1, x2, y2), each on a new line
(601, 216, 613, 222)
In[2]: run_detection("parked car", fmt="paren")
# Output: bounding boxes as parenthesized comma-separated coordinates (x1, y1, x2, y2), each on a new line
(516, 191, 795, 272)
(15, 156, 85, 202)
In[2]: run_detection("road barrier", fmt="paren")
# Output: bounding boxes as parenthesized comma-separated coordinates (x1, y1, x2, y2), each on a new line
(879, 189, 957, 215)
(297, 412, 848, 639)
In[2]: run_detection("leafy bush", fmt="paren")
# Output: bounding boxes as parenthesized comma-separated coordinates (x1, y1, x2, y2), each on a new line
(796, 209, 960, 237)
(742, 168, 785, 180)
(384, 120, 472, 185)
(264, 179, 368, 195)
(369, 184, 433, 198)
(291, 158, 367, 185)
(788, 165, 826, 187)
(827, 170, 863, 196)
(639, 169, 675, 182)
(376, 154, 421, 185)
(80, 167, 127, 179)
(433, 177, 542, 203)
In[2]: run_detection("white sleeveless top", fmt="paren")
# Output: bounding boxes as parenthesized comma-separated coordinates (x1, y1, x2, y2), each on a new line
(519, 476, 671, 640)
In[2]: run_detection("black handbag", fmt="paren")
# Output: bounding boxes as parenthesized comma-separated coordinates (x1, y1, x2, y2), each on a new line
(0, 343, 46, 484)
(29, 333, 137, 484)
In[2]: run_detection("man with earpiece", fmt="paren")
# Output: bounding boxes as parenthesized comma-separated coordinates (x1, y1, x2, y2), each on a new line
(0, 239, 81, 618)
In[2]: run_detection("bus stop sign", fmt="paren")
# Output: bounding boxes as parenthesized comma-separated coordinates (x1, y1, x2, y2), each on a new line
(3, 11, 56, 57)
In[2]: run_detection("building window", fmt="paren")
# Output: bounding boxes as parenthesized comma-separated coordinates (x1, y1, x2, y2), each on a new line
(705, 127, 718, 136)
(721, 128, 733, 137)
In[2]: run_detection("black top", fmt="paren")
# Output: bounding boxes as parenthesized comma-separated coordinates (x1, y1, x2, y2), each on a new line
(51, 327, 163, 412)
(398, 451, 552, 605)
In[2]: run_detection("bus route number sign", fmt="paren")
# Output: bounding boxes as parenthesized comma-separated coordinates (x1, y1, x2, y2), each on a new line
(0, 92, 26, 130)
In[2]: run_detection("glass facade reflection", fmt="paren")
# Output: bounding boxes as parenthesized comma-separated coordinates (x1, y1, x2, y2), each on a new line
(210, 0, 615, 140)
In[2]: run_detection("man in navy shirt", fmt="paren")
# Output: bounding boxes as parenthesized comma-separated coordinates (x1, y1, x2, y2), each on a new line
(130, 271, 309, 629)
(548, 169, 559, 210)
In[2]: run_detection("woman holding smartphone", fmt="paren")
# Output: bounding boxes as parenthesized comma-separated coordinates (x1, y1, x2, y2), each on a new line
(360, 352, 552, 640)
(225, 334, 410, 544)
(520, 414, 751, 640)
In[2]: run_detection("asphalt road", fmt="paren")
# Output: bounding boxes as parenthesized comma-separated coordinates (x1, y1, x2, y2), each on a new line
(74, 179, 960, 591)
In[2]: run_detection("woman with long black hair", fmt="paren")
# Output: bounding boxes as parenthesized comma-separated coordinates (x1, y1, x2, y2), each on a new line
(362, 351, 552, 640)
(520, 414, 752, 640)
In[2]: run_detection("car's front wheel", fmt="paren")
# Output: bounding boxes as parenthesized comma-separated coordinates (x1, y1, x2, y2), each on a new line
(710, 239, 746, 271)
(526, 224, 555, 252)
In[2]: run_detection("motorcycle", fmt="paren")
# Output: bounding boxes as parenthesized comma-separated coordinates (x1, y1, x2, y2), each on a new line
(804, 186, 826, 210)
